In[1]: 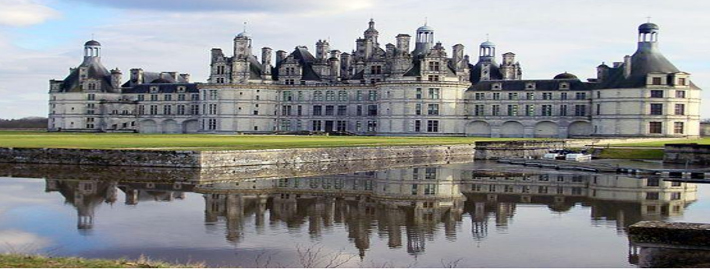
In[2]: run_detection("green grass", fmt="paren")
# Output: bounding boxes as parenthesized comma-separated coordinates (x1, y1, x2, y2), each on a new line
(0, 131, 531, 151)
(0, 254, 202, 268)
(610, 138, 710, 147)
(596, 148, 664, 160)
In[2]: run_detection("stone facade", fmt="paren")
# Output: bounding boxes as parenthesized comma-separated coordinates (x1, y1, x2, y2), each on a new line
(663, 143, 710, 165)
(48, 21, 701, 138)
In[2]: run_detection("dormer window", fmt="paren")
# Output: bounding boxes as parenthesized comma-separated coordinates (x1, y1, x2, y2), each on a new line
(428, 61, 440, 71)
(652, 77, 662, 85)
(150, 86, 159, 93)
(559, 82, 569, 90)
(492, 83, 502, 90)
(525, 83, 536, 90)
(678, 78, 686, 86)
(177, 86, 186, 93)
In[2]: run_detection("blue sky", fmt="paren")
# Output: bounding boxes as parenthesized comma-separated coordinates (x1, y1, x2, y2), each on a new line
(0, 0, 708, 119)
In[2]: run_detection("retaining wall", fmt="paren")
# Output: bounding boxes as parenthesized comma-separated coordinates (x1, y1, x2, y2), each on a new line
(474, 140, 565, 160)
(664, 143, 710, 165)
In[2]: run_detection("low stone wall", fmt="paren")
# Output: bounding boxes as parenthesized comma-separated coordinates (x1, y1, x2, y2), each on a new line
(664, 143, 710, 165)
(474, 140, 565, 160)
(629, 221, 710, 249)
(0, 147, 200, 167)
(564, 137, 682, 148)
(200, 144, 474, 167)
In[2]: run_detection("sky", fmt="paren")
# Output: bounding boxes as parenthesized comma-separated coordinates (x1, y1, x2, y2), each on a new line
(0, 0, 708, 119)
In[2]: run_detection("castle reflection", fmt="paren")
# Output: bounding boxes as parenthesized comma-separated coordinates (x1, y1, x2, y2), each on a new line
(38, 162, 697, 258)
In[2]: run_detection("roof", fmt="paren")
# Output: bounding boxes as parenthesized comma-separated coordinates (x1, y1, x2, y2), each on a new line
(122, 83, 199, 94)
(287, 46, 321, 81)
(638, 22, 659, 33)
(84, 40, 101, 46)
(122, 71, 190, 87)
(417, 25, 434, 32)
(480, 41, 495, 47)
(553, 72, 578, 80)
(467, 79, 590, 91)
(58, 57, 116, 93)
(598, 42, 681, 89)
(469, 60, 503, 83)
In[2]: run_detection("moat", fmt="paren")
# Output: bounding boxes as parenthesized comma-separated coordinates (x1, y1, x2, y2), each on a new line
(1, 161, 709, 267)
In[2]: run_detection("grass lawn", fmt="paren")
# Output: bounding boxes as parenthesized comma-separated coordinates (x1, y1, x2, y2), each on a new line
(596, 148, 665, 160)
(0, 254, 202, 268)
(0, 130, 530, 151)
(610, 137, 710, 147)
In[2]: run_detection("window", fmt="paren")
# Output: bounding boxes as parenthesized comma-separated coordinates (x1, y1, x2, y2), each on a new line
(190, 105, 199, 115)
(415, 88, 422, 99)
(368, 105, 378, 116)
(427, 75, 439, 81)
(149, 105, 158, 115)
(649, 122, 662, 134)
(507, 105, 518, 116)
(138, 105, 145, 115)
(367, 121, 377, 132)
(415, 104, 422, 115)
(474, 105, 485, 116)
(508, 92, 518, 100)
(208, 104, 217, 115)
(492, 93, 500, 100)
(574, 105, 586, 116)
(427, 120, 439, 132)
(428, 88, 440, 99)
(164, 94, 172, 101)
(209, 90, 218, 100)
(338, 91, 348, 101)
(427, 104, 439, 115)
(163, 105, 172, 115)
(678, 78, 686, 86)
(282, 105, 292, 116)
(542, 105, 552, 116)
(356, 91, 363, 101)
(671, 192, 682, 200)
(652, 77, 662, 85)
(356, 105, 363, 116)
(137, 94, 145, 101)
(674, 122, 684, 134)
(542, 92, 552, 100)
(325, 105, 334, 116)
(368, 90, 377, 101)
(560, 92, 568, 100)
(475, 92, 485, 100)
(674, 104, 685, 115)
(428, 61, 440, 71)
(650, 104, 663, 115)
(492, 105, 500, 116)
(650, 90, 664, 98)
(151, 94, 158, 101)
(208, 119, 217, 130)
(676, 90, 686, 98)
(312, 120, 322, 131)
(575, 92, 586, 100)
(560, 105, 568, 116)
(178, 94, 186, 101)
(337, 105, 347, 116)
(191, 93, 199, 101)
(177, 105, 186, 115)
(336, 121, 347, 132)
(647, 178, 660, 187)
(525, 105, 534, 116)
(87, 94, 95, 100)
(283, 91, 293, 101)
(646, 192, 659, 200)
(325, 91, 335, 101)
(297, 105, 302, 116)
(414, 120, 422, 132)
(313, 91, 323, 101)
(370, 65, 382, 74)
(526, 92, 534, 100)
(313, 105, 322, 116)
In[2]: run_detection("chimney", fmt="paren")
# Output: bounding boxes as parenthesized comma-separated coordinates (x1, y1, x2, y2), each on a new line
(261, 47, 272, 66)
(275, 50, 288, 66)
(396, 34, 411, 54)
(329, 57, 340, 81)
(623, 55, 632, 78)
(386, 43, 395, 58)
(130, 68, 144, 84)
(180, 73, 190, 83)
(110, 68, 122, 89)
(452, 44, 464, 70)
(167, 72, 178, 82)
(340, 53, 351, 78)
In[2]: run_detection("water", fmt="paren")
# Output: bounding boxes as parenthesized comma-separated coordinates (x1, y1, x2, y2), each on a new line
(1, 161, 709, 267)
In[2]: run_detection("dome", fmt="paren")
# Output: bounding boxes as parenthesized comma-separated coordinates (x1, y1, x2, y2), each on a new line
(417, 25, 434, 32)
(236, 31, 251, 38)
(554, 72, 578, 80)
(84, 40, 101, 46)
(638, 22, 659, 33)
(480, 41, 495, 47)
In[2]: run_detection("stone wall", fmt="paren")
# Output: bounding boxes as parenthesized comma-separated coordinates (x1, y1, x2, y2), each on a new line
(474, 140, 565, 160)
(664, 143, 710, 165)
(0, 148, 200, 167)
(564, 137, 682, 148)
(701, 122, 710, 137)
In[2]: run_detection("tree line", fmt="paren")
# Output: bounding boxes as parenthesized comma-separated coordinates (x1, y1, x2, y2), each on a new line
(0, 117, 48, 129)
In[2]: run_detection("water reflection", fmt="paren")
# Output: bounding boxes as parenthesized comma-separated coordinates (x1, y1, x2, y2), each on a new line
(27, 162, 697, 262)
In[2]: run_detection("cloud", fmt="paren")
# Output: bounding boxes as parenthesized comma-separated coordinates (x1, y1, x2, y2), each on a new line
(0, 230, 52, 253)
(63, 0, 374, 14)
(0, 0, 60, 27)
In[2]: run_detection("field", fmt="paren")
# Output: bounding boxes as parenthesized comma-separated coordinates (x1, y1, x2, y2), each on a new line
(0, 131, 526, 151)
(0, 254, 201, 268)
(610, 137, 710, 147)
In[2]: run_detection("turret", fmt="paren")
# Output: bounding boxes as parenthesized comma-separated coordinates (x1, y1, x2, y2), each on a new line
(261, 47, 272, 76)
(479, 40, 495, 61)
(316, 40, 329, 61)
(84, 40, 101, 60)
(234, 27, 252, 58)
(130, 68, 144, 84)
(275, 50, 288, 66)
(596, 62, 609, 82)
(364, 18, 379, 45)
(414, 24, 434, 56)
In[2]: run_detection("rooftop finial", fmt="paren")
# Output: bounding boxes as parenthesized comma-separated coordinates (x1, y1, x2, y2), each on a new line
(646, 16, 652, 23)
(243, 21, 247, 32)
(424, 17, 428, 26)
(486, 33, 489, 42)
(91, 33, 95, 40)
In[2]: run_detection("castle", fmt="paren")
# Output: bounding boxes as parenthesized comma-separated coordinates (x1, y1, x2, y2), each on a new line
(48, 20, 702, 138)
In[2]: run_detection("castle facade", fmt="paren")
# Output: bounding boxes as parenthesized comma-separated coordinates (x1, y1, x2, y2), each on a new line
(48, 20, 702, 138)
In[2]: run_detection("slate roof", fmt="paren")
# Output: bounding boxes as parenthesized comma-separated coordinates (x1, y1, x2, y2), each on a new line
(469, 60, 504, 83)
(59, 58, 117, 93)
(468, 79, 590, 91)
(121, 83, 199, 94)
(598, 43, 682, 89)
